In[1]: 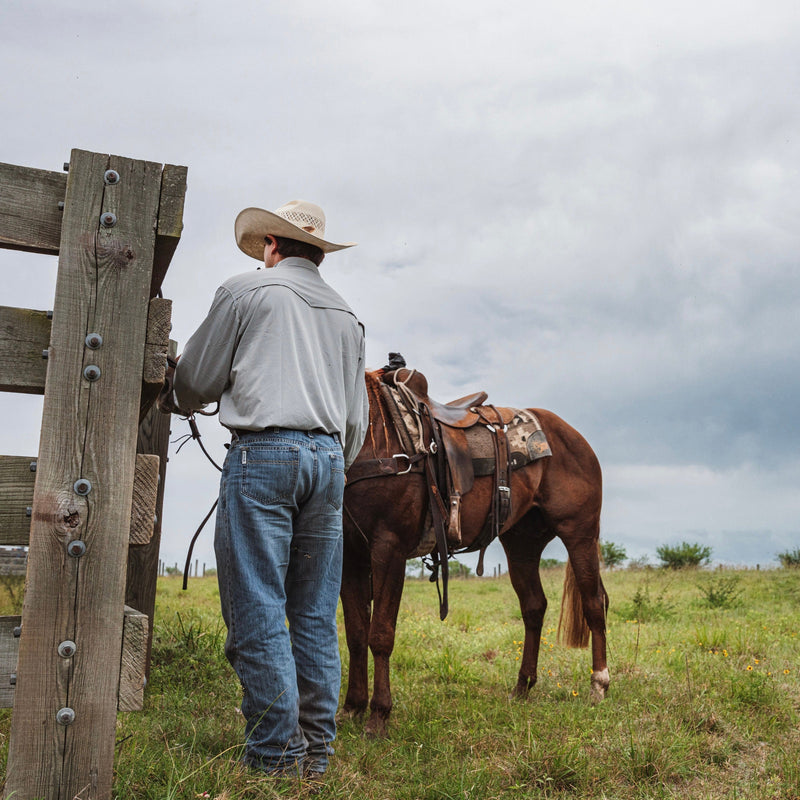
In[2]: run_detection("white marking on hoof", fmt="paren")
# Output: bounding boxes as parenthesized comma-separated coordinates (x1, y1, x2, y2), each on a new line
(590, 668, 610, 703)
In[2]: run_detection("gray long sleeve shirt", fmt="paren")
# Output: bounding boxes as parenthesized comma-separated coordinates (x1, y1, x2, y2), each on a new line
(173, 257, 369, 469)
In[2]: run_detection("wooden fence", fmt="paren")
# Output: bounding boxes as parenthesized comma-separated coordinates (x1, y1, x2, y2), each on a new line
(0, 149, 186, 800)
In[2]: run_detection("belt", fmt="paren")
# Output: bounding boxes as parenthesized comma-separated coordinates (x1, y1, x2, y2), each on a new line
(232, 427, 339, 441)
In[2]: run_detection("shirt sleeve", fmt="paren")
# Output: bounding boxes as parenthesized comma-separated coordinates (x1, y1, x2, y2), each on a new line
(173, 286, 240, 411)
(343, 329, 369, 471)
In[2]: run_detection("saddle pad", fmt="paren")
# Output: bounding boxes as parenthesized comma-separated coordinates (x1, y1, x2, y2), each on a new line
(466, 409, 552, 476)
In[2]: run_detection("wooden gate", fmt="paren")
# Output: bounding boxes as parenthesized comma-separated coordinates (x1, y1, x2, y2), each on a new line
(0, 149, 186, 799)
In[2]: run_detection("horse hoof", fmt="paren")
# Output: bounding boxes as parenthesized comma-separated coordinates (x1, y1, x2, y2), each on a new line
(336, 706, 365, 724)
(590, 668, 610, 704)
(364, 713, 389, 739)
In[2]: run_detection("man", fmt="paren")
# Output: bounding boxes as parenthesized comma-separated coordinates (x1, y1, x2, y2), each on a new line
(171, 199, 369, 779)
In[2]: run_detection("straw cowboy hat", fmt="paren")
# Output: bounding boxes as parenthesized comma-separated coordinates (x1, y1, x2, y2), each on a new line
(235, 199, 357, 260)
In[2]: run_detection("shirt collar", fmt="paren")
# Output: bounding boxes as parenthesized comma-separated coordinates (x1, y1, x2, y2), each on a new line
(272, 257, 319, 273)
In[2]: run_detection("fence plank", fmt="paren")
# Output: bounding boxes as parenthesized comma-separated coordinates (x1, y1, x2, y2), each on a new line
(0, 615, 21, 708)
(0, 456, 36, 546)
(126, 340, 175, 678)
(128, 455, 159, 546)
(0, 162, 67, 254)
(150, 164, 187, 297)
(0, 306, 50, 394)
(0, 611, 150, 711)
(139, 297, 172, 421)
(117, 607, 148, 712)
(0, 455, 163, 548)
(5, 148, 161, 800)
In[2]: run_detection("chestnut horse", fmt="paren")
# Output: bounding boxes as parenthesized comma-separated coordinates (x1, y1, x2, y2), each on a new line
(340, 368, 609, 736)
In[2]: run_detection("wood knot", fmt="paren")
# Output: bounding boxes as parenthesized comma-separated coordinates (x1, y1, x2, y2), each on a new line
(63, 511, 80, 528)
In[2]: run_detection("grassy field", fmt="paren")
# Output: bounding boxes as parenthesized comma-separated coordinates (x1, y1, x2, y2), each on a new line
(1, 565, 798, 799)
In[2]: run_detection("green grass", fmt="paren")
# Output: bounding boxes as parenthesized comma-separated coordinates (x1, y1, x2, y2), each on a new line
(1, 566, 799, 798)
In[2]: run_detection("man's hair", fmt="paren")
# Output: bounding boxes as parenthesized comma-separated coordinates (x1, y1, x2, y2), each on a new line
(272, 236, 325, 266)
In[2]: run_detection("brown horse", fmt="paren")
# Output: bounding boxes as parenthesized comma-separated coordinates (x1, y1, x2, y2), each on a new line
(340, 367, 609, 736)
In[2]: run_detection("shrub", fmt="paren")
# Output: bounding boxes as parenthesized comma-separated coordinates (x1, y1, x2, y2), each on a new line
(776, 548, 800, 568)
(656, 541, 712, 570)
(698, 575, 742, 608)
(600, 540, 627, 569)
(618, 581, 675, 622)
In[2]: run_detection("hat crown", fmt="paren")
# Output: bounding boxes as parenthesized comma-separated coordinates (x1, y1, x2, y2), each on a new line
(275, 200, 326, 238)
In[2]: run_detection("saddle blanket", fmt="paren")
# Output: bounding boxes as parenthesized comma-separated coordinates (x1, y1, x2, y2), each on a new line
(466, 408, 552, 475)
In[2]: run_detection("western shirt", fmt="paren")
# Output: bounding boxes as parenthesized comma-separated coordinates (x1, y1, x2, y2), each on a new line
(173, 257, 369, 470)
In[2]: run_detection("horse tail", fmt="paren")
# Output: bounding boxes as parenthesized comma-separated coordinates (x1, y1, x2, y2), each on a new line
(557, 556, 590, 648)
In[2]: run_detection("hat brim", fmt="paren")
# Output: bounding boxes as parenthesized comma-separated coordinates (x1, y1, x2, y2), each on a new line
(235, 207, 357, 260)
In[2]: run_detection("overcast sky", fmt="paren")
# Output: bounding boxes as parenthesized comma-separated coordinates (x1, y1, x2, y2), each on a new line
(1, 0, 798, 573)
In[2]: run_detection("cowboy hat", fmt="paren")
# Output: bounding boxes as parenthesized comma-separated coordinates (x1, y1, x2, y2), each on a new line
(234, 199, 357, 260)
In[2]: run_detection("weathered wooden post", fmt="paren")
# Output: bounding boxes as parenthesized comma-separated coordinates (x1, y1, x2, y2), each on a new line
(0, 149, 186, 799)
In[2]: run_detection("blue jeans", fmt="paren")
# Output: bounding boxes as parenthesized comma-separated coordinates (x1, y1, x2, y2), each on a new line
(214, 428, 345, 773)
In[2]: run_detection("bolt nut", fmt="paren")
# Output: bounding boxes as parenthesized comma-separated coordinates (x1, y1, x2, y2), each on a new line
(58, 201, 65, 211)
(42, 349, 49, 359)
(13, 626, 21, 638)
(73, 478, 92, 496)
(84, 333, 103, 350)
(83, 365, 101, 382)
(25, 506, 32, 517)
(63, 162, 70, 172)
(56, 707, 76, 726)
(30, 461, 37, 472)
(103, 169, 120, 185)
(67, 540, 86, 558)
(99, 212, 117, 228)
(58, 640, 77, 658)
(9, 673, 16, 686)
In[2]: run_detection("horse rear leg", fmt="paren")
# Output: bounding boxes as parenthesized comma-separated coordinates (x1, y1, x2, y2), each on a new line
(340, 542, 372, 718)
(560, 533, 610, 702)
(364, 537, 407, 737)
(501, 516, 553, 697)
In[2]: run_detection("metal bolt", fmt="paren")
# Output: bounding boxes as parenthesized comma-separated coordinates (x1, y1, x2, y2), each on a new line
(56, 707, 76, 726)
(42, 349, 49, 359)
(30, 461, 37, 472)
(103, 169, 120, 185)
(73, 478, 92, 496)
(9, 673, 16, 686)
(63, 162, 70, 172)
(25, 506, 32, 517)
(67, 540, 86, 558)
(58, 201, 65, 211)
(100, 212, 117, 228)
(13, 626, 21, 638)
(84, 333, 103, 350)
(47, 310, 53, 319)
(58, 640, 77, 658)
(83, 365, 101, 382)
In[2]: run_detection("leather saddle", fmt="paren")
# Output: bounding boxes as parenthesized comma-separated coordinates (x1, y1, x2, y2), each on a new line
(383, 367, 512, 554)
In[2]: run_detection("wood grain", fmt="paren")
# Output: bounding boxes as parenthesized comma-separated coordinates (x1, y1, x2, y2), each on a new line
(1, 454, 164, 548)
(0, 306, 51, 394)
(5, 148, 161, 800)
(0, 610, 150, 712)
(0, 162, 66, 254)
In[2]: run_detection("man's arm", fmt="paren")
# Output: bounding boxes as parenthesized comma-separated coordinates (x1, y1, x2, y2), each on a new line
(343, 332, 369, 471)
(173, 286, 240, 412)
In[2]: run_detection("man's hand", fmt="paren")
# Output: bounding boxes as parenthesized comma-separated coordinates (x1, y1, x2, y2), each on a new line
(156, 356, 185, 415)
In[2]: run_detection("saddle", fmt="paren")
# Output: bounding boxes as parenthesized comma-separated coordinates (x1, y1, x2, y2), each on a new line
(382, 367, 515, 589)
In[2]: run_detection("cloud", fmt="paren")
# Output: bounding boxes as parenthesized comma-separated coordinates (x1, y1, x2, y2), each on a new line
(1, 0, 799, 571)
